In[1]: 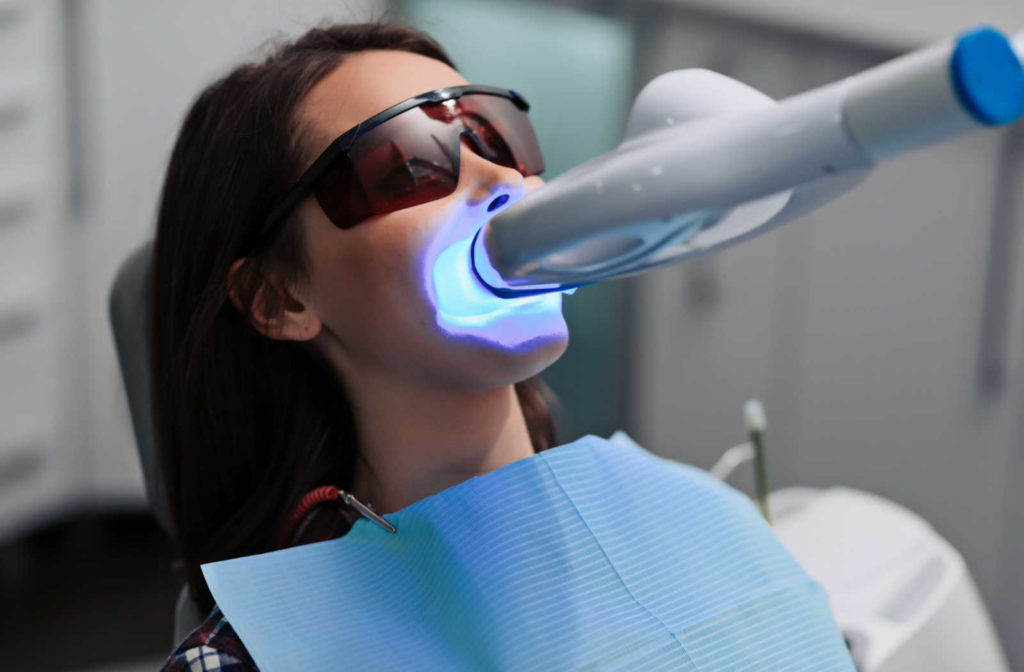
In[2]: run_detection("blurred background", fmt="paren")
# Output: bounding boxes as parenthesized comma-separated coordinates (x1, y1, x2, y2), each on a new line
(2, 0, 1024, 669)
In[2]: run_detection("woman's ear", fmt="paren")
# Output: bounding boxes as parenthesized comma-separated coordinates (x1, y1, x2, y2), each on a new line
(227, 258, 322, 342)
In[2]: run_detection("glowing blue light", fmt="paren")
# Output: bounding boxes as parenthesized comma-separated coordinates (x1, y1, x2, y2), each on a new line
(430, 230, 568, 348)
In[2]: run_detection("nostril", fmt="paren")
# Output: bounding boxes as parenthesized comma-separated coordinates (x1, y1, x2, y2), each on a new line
(487, 194, 510, 212)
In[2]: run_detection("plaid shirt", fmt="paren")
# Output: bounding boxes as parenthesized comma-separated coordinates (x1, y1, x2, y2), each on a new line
(161, 500, 360, 671)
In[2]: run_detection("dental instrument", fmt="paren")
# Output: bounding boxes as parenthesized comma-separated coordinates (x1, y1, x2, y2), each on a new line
(744, 399, 771, 524)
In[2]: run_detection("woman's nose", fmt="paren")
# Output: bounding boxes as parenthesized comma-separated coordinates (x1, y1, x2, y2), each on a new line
(458, 140, 525, 208)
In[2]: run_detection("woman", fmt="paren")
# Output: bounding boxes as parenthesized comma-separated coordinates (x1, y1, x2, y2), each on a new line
(155, 20, 854, 671)
(154, 21, 568, 670)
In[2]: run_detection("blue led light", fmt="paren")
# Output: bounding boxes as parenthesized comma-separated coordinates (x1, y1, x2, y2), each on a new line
(430, 230, 568, 348)
(487, 194, 510, 212)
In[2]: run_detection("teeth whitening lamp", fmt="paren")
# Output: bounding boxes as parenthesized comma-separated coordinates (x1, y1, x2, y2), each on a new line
(469, 25, 1024, 671)
(472, 26, 1024, 297)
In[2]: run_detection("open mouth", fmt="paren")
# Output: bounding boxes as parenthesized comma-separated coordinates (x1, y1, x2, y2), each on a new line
(431, 231, 561, 329)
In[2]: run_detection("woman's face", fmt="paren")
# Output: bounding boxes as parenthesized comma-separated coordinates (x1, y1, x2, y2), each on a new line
(293, 50, 569, 390)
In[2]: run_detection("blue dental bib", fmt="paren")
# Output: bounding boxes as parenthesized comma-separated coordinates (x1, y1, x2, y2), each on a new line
(203, 433, 854, 671)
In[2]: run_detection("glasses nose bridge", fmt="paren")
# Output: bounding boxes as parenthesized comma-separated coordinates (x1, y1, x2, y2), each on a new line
(456, 126, 523, 181)
(456, 125, 493, 162)
(456, 140, 526, 210)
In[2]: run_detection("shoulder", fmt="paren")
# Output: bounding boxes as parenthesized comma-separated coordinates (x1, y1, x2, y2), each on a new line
(605, 432, 750, 497)
(161, 606, 258, 672)
(161, 501, 356, 671)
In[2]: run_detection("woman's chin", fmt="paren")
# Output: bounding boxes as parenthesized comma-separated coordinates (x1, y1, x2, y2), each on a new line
(437, 295, 567, 349)
(440, 317, 569, 391)
(426, 298, 567, 383)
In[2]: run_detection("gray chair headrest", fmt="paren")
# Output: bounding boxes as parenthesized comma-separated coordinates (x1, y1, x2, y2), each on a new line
(110, 241, 212, 638)
(108, 241, 169, 532)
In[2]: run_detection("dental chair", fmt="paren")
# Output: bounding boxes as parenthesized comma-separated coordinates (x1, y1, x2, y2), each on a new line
(111, 239, 1013, 669)
(108, 241, 206, 643)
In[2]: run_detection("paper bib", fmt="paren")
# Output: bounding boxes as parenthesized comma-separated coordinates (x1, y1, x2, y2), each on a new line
(203, 433, 854, 671)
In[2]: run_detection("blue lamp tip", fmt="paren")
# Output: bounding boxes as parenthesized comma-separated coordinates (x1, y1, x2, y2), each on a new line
(951, 26, 1024, 125)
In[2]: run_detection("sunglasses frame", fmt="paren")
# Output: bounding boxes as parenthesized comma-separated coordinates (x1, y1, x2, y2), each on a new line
(244, 85, 532, 255)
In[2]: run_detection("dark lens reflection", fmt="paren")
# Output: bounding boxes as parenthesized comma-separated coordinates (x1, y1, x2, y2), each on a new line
(456, 95, 545, 176)
(315, 107, 460, 228)
(312, 94, 544, 230)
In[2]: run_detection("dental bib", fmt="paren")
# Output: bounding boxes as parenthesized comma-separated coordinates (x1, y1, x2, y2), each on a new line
(202, 433, 854, 671)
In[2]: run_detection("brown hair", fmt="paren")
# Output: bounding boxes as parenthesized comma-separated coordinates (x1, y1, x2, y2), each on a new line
(149, 22, 558, 612)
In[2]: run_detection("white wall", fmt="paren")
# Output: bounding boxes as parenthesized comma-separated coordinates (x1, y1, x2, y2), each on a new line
(0, 0, 77, 539)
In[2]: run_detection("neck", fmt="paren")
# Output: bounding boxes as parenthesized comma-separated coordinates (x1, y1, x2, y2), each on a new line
(345, 377, 535, 515)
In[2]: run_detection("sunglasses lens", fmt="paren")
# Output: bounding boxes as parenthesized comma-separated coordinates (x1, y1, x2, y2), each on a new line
(313, 93, 545, 230)
(455, 95, 545, 177)
(311, 158, 370, 230)
(314, 108, 459, 228)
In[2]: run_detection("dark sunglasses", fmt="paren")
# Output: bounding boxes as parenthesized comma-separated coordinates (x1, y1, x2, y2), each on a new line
(244, 85, 545, 254)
